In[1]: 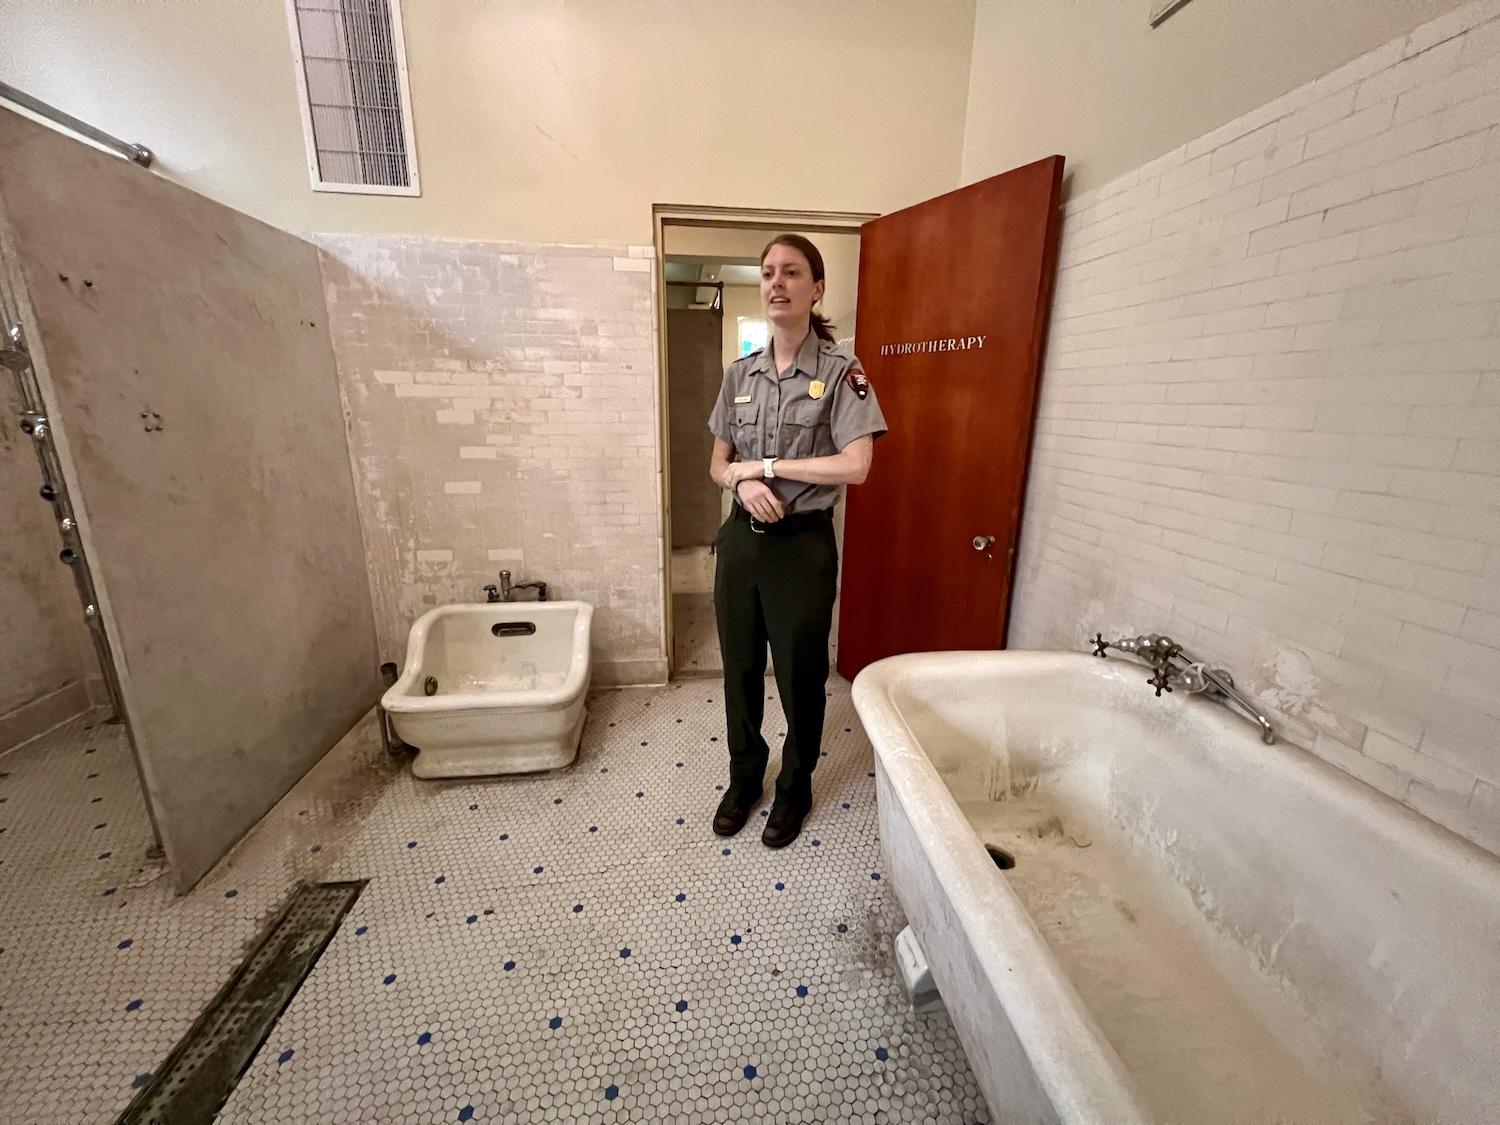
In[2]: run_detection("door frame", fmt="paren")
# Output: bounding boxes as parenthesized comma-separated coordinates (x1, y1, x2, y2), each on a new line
(650, 204, 877, 678)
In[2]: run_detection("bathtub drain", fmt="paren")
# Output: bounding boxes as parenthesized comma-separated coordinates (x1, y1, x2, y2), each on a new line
(985, 844, 1016, 870)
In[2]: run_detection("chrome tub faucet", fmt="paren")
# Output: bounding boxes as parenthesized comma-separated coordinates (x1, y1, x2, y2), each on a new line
(1092, 631, 1276, 744)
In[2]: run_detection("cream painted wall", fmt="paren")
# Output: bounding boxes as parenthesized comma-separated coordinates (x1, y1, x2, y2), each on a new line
(962, 0, 1474, 198)
(0, 0, 974, 243)
(722, 286, 763, 373)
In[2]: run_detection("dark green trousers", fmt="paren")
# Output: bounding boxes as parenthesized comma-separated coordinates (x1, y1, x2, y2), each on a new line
(713, 507, 838, 808)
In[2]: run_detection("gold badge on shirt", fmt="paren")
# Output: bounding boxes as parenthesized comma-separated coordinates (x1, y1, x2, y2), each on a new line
(808, 380, 826, 400)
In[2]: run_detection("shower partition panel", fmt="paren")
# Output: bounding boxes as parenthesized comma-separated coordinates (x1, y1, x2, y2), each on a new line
(0, 108, 380, 891)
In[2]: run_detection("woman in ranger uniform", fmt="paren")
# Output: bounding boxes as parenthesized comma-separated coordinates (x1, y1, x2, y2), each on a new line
(705, 233, 887, 848)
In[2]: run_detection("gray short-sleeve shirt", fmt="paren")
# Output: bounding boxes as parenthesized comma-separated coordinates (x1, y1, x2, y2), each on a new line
(708, 332, 887, 515)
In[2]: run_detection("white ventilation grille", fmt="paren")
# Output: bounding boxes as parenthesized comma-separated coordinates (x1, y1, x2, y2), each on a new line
(286, 0, 420, 195)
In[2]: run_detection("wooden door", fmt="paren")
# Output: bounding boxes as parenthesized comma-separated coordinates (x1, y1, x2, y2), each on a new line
(837, 156, 1065, 679)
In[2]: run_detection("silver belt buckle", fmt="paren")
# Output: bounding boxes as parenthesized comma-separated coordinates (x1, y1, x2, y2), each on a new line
(749, 516, 766, 534)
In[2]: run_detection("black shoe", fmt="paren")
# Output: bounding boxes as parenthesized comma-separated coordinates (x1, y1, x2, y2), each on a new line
(762, 797, 811, 849)
(713, 788, 759, 837)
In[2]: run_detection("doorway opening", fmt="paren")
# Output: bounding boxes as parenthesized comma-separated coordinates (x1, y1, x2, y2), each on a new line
(652, 206, 874, 680)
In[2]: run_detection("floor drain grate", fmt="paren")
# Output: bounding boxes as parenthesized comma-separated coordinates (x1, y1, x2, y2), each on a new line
(116, 880, 365, 1125)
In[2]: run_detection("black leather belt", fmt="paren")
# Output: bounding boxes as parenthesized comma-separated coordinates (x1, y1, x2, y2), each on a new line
(733, 504, 833, 535)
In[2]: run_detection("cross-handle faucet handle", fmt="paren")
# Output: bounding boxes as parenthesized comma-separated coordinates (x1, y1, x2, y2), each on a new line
(1092, 633, 1109, 657)
(1147, 667, 1174, 697)
(483, 584, 499, 603)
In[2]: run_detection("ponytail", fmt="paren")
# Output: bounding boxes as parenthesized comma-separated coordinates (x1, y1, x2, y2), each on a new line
(761, 233, 837, 343)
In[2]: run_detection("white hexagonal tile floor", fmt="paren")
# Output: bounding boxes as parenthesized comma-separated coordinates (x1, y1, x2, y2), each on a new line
(0, 680, 989, 1124)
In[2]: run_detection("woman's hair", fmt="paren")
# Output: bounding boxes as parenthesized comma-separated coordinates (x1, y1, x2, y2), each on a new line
(760, 233, 837, 343)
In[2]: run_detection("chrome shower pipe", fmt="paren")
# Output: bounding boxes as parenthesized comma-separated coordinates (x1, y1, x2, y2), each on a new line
(3, 322, 128, 726)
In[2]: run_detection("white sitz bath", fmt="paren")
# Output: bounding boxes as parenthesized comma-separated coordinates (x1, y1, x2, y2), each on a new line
(853, 651, 1500, 1125)
(383, 602, 593, 779)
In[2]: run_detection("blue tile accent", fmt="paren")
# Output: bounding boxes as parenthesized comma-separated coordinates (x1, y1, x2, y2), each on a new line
(674, 893, 686, 902)
(406, 841, 418, 849)
(548, 1016, 562, 1030)
(795, 985, 808, 998)
(871, 872, 882, 881)
(498, 833, 509, 840)
(675, 818, 685, 825)
(730, 934, 742, 946)
(458, 1106, 474, 1121)
(552, 798, 562, 805)
(837, 923, 848, 933)
(466, 915, 477, 925)
(533, 866, 544, 874)
(604, 1084, 619, 1101)
(434, 875, 446, 884)
(503, 960, 516, 971)
(355, 925, 368, 936)
(721, 848, 731, 856)
(588, 825, 597, 833)
(277, 1049, 294, 1065)
(98, 852, 111, 861)
(743, 1065, 758, 1080)
(810, 839, 821, 847)
(875, 1047, 890, 1061)
(131, 1074, 151, 1089)
(125, 999, 142, 1012)
(774, 882, 785, 892)
(417, 1032, 432, 1046)
(468, 803, 478, 811)
(116, 939, 132, 950)
(225, 889, 237, 898)
(618, 947, 632, 958)
(675, 1000, 688, 1012)
(572, 904, 584, 913)
(383, 973, 397, 985)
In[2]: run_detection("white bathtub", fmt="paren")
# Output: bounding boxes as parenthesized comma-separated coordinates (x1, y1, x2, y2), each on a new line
(852, 651, 1500, 1125)
(383, 602, 592, 779)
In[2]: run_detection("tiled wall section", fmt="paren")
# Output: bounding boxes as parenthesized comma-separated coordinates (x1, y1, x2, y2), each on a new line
(316, 236, 665, 685)
(1011, 0, 1500, 855)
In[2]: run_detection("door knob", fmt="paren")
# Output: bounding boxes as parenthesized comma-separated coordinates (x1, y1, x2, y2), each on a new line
(972, 535, 995, 551)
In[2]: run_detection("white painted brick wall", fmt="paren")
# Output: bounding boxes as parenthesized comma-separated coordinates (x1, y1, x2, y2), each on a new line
(315, 235, 664, 683)
(1011, 0, 1500, 857)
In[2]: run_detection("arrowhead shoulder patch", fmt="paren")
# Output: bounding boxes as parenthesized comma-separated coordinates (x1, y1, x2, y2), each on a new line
(844, 363, 870, 400)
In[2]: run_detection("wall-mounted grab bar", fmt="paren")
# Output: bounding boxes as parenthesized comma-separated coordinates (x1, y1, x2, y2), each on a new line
(0, 82, 154, 167)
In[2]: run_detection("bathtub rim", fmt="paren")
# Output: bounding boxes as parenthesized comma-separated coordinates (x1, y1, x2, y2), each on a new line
(382, 601, 594, 714)
(853, 650, 1152, 1125)
(854, 647, 1500, 1125)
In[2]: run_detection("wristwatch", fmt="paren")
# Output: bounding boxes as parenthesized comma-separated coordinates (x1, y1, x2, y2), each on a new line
(762, 457, 777, 480)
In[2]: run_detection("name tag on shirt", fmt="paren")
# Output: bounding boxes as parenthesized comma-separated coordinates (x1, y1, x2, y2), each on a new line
(734, 394, 753, 403)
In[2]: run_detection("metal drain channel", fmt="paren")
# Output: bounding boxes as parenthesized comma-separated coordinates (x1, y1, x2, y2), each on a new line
(117, 880, 366, 1125)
